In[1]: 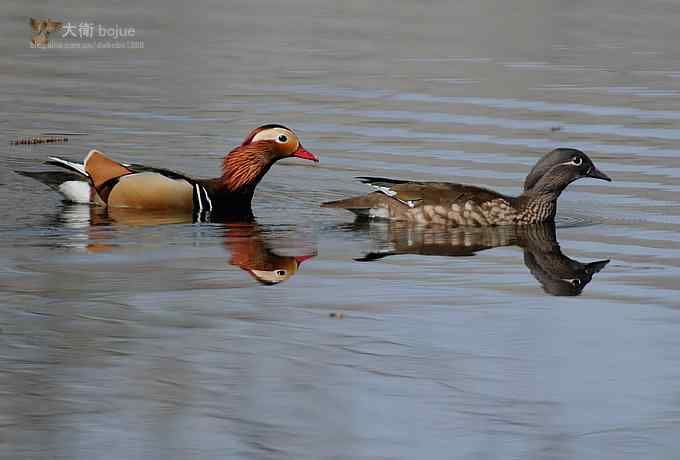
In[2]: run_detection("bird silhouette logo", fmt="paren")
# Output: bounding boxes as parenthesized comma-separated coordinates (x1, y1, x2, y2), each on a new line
(30, 17, 63, 47)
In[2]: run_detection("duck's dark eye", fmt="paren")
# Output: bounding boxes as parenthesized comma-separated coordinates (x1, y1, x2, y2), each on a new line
(277, 134, 288, 143)
(571, 156, 583, 166)
(276, 270, 287, 276)
(570, 279, 581, 287)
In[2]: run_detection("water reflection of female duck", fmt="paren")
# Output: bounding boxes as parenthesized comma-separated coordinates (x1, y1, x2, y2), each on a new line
(59, 206, 315, 286)
(355, 222, 609, 296)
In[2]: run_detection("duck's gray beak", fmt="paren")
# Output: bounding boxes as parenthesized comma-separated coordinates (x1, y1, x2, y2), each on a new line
(587, 166, 612, 182)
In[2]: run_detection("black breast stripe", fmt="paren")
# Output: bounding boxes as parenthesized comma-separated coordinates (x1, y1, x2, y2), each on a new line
(192, 184, 213, 223)
(97, 174, 132, 203)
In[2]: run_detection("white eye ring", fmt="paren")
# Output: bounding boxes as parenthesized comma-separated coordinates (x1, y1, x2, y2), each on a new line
(276, 270, 287, 276)
(277, 134, 288, 143)
(571, 156, 582, 166)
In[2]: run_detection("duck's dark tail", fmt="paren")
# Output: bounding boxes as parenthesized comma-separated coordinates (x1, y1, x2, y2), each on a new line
(15, 169, 85, 190)
(15, 158, 93, 203)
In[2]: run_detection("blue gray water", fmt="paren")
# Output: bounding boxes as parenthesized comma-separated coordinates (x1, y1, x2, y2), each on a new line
(1, 0, 680, 458)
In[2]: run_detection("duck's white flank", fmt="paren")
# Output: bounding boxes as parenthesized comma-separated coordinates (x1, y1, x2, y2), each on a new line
(58, 181, 91, 203)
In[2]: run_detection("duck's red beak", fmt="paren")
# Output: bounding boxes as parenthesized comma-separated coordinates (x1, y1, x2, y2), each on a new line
(292, 145, 318, 163)
(294, 254, 315, 264)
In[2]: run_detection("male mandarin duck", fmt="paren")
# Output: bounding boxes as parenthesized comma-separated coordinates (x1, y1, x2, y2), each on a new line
(17, 124, 318, 219)
(322, 148, 611, 226)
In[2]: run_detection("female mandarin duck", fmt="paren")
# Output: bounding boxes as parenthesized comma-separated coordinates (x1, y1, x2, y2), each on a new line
(322, 148, 610, 226)
(18, 124, 318, 219)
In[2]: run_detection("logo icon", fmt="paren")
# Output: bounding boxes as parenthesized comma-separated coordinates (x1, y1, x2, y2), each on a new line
(30, 17, 63, 47)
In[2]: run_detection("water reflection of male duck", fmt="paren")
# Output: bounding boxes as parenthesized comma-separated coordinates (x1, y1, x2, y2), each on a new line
(51, 206, 315, 286)
(354, 221, 609, 296)
(222, 222, 315, 285)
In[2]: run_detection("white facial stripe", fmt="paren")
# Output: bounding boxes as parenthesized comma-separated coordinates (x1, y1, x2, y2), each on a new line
(558, 159, 581, 167)
(251, 128, 296, 145)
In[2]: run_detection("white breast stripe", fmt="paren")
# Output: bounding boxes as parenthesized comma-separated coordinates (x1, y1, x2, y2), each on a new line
(201, 186, 213, 211)
(194, 184, 203, 213)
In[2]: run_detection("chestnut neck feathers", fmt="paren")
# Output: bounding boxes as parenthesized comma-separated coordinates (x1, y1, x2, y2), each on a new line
(221, 142, 275, 194)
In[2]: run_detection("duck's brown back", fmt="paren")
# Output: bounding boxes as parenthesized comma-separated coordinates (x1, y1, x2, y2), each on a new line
(323, 181, 522, 226)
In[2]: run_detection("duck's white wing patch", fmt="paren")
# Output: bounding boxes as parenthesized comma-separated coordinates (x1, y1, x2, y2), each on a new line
(368, 184, 417, 208)
(371, 184, 398, 197)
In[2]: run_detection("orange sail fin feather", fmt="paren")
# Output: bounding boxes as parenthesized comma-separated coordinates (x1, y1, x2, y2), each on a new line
(84, 150, 133, 190)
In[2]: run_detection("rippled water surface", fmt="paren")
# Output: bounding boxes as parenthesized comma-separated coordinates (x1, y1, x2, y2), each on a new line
(2, 0, 680, 458)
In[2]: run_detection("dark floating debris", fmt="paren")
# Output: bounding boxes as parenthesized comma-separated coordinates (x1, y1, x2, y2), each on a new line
(11, 136, 69, 145)
(42, 132, 87, 136)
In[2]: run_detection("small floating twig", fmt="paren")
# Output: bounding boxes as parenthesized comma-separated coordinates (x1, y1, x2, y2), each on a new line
(11, 136, 69, 145)
(41, 132, 88, 136)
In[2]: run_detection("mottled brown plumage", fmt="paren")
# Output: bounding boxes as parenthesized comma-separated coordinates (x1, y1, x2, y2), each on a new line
(322, 148, 611, 226)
